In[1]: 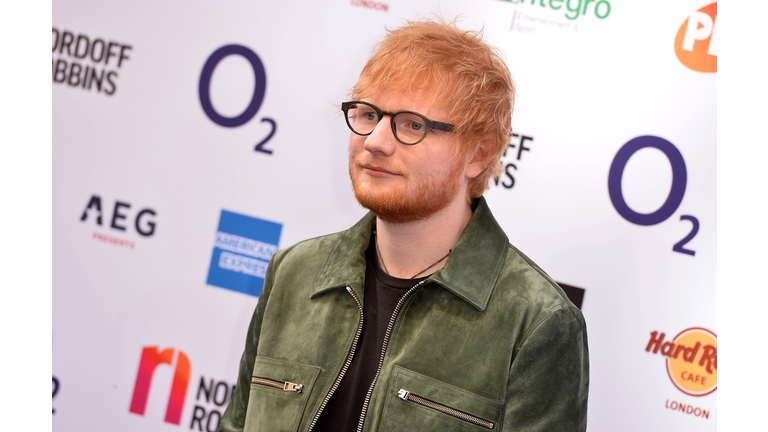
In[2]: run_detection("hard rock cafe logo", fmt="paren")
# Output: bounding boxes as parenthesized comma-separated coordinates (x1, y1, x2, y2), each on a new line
(645, 327, 717, 396)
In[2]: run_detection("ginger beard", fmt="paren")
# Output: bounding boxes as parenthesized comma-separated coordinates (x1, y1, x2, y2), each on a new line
(349, 151, 467, 224)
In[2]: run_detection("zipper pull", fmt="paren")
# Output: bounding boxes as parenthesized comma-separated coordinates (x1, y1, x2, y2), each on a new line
(397, 389, 410, 400)
(284, 382, 304, 393)
(251, 377, 304, 393)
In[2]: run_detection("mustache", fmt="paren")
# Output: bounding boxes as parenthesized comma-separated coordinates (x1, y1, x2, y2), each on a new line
(350, 154, 405, 176)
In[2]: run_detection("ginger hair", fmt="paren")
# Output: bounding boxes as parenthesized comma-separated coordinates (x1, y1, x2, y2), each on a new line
(350, 17, 515, 199)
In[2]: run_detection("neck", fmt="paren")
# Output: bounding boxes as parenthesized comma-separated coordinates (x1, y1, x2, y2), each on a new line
(374, 197, 473, 279)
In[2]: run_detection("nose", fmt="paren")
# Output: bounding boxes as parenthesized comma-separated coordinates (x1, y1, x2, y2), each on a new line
(363, 116, 397, 156)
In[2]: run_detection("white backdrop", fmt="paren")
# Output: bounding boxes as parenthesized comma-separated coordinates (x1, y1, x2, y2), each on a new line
(52, 1, 717, 431)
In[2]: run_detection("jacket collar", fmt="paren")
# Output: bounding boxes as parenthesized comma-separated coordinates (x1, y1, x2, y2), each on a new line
(310, 197, 508, 311)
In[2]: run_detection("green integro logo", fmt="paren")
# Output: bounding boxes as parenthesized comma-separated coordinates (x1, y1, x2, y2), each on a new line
(499, 0, 611, 20)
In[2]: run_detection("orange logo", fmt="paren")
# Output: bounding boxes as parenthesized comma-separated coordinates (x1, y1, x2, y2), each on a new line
(674, 2, 717, 73)
(645, 327, 717, 396)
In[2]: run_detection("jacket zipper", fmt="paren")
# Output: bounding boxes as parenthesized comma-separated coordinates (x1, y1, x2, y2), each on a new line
(356, 279, 429, 432)
(397, 389, 495, 429)
(307, 286, 364, 432)
(251, 376, 304, 393)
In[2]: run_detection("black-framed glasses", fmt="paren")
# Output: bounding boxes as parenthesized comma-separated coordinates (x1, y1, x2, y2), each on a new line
(341, 101, 454, 145)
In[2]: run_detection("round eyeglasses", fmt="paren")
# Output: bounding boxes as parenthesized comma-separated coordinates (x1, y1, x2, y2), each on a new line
(341, 101, 454, 145)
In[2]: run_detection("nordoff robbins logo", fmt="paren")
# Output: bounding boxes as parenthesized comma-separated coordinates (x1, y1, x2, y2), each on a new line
(645, 327, 717, 396)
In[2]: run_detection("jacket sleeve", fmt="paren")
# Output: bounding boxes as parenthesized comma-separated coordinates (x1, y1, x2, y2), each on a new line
(217, 250, 282, 432)
(503, 305, 589, 432)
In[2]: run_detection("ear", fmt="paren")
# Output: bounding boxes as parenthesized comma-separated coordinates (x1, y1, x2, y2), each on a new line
(465, 140, 488, 180)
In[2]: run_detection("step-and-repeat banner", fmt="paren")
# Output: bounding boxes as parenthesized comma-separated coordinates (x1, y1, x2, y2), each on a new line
(52, 1, 716, 431)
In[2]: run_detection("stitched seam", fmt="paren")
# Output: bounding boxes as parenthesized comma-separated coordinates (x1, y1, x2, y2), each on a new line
(515, 305, 570, 354)
(479, 238, 509, 310)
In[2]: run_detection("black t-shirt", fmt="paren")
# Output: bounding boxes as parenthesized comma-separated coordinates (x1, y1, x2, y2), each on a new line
(313, 237, 426, 431)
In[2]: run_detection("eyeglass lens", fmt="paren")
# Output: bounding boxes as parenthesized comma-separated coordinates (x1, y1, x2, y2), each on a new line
(345, 103, 429, 145)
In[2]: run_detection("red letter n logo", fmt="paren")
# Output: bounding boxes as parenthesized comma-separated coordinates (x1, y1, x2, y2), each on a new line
(129, 346, 191, 425)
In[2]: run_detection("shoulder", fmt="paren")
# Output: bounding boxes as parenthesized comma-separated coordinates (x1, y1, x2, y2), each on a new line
(494, 242, 586, 344)
(502, 243, 574, 310)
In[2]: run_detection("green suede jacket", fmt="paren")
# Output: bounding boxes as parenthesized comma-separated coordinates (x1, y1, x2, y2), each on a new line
(219, 198, 589, 432)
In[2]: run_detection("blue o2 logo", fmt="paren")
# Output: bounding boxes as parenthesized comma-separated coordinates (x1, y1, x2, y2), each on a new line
(608, 136, 699, 256)
(199, 44, 276, 154)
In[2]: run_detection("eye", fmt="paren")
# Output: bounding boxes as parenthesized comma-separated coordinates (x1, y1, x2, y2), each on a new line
(355, 105, 378, 123)
(409, 121, 424, 131)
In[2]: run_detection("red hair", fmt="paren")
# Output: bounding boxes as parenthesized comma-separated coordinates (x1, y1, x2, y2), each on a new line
(350, 18, 515, 198)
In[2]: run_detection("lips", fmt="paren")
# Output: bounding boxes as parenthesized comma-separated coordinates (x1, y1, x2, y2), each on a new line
(360, 161, 403, 178)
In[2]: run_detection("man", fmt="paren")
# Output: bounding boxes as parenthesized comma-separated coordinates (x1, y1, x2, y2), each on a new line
(219, 18, 588, 432)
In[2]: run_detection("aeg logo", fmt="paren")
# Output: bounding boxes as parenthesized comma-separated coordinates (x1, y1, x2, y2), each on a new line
(129, 346, 191, 425)
(674, 2, 717, 73)
(80, 194, 157, 237)
(645, 328, 717, 397)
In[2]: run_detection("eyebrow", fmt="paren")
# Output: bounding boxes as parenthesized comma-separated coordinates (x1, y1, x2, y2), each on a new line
(363, 101, 430, 117)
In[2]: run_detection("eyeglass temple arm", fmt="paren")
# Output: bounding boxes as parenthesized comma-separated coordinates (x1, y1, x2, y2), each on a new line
(432, 121, 454, 132)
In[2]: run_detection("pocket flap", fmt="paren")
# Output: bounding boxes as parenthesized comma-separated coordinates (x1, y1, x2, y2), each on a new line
(379, 365, 503, 431)
(244, 356, 322, 432)
(251, 356, 322, 391)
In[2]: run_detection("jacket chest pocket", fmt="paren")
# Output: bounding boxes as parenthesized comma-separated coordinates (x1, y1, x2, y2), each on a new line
(378, 366, 503, 432)
(243, 356, 322, 432)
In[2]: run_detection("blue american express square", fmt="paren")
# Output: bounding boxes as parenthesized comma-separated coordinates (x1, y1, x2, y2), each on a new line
(206, 210, 282, 297)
